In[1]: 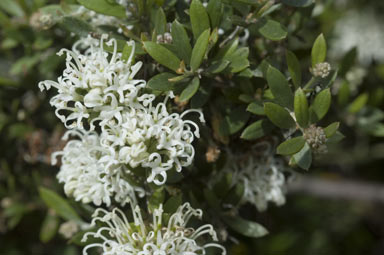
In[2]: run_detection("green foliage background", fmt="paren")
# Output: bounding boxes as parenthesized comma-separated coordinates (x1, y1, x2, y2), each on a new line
(1, 0, 384, 254)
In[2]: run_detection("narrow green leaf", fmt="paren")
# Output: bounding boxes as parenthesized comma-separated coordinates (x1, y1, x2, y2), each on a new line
(0, 0, 24, 17)
(220, 106, 250, 135)
(164, 194, 182, 214)
(190, 29, 210, 71)
(312, 88, 331, 121)
(154, 8, 166, 35)
(281, 0, 314, 7)
(148, 188, 165, 212)
(206, 60, 230, 74)
(226, 47, 250, 73)
(294, 88, 309, 128)
(190, 0, 210, 40)
(59, 16, 93, 37)
(337, 81, 350, 106)
(223, 183, 245, 206)
(147, 73, 177, 91)
(247, 102, 265, 115)
(191, 84, 212, 108)
(180, 77, 200, 102)
(277, 136, 306, 155)
(286, 50, 301, 88)
(267, 66, 294, 109)
(348, 93, 368, 113)
(143, 42, 181, 72)
(324, 122, 340, 138)
(222, 216, 269, 238)
(39, 187, 81, 222)
(77, 0, 126, 18)
(207, 0, 223, 28)
(40, 213, 59, 243)
(258, 19, 288, 41)
(241, 119, 272, 140)
(326, 131, 345, 143)
(264, 102, 296, 129)
(171, 20, 192, 64)
(311, 34, 327, 66)
(293, 143, 312, 170)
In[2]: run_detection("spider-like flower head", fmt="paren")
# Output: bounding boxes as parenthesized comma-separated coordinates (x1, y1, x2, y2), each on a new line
(39, 34, 147, 130)
(219, 141, 289, 211)
(52, 129, 144, 206)
(81, 203, 226, 255)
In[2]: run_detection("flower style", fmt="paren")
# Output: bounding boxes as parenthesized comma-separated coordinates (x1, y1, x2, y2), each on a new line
(220, 142, 289, 211)
(39, 35, 145, 130)
(52, 129, 144, 207)
(82, 203, 226, 255)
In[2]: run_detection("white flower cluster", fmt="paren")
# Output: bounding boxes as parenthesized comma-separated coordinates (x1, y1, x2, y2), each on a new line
(52, 130, 145, 206)
(311, 62, 331, 78)
(82, 203, 226, 255)
(221, 142, 289, 211)
(331, 8, 384, 65)
(42, 35, 204, 206)
(303, 125, 328, 154)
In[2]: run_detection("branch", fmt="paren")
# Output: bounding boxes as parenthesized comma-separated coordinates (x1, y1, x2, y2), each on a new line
(288, 176, 384, 203)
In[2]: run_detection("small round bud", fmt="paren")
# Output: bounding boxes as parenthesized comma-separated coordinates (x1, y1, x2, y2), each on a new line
(59, 220, 79, 239)
(30, 12, 54, 30)
(311, 62, 331, 78)
(303, 124, 328, 154)
(156, 32, 173, 44)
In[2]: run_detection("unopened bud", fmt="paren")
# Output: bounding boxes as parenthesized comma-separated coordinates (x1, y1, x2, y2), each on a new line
(303, 124, 327, 154)
(206, 146, 221, 163)
(311, 62, 331, 78)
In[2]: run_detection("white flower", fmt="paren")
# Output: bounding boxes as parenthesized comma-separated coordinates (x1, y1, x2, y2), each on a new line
(82, 203, 226, 255)
(100, 94, 205, 185)
(219, 142, 289, 211)
(311, 62, 331, 78)
(331, 8, 384, 65)
(39, 35, 146, 130)
(52, 129, 144, 207)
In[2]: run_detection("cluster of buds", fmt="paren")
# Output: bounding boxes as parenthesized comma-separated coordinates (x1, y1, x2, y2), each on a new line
(156, 32, 173, 44)
(311, 62, 331, 78)
(303, 125, 328, 154)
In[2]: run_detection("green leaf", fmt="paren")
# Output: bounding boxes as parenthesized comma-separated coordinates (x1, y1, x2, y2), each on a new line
(294, 88, 309, 128)
(247, 102, 265, 115)
(326, 131, 345, 143)
(337, 81, 350, 106)
(241, 119, 272, 140)
(122, 43, 134, 62)
(190, 29, 210, 71)
(281, 0, 314, 7)
(267, 66, 294, 109)
(180, 77, 200, 102)
(147, 73, 178, 91)
(277, 136, 306, 155)
(190, 0, 210, 40)
(148, 188, 165, 212)
(164, 194, 182, 214)
(154, 8, 166, 35)
(226, 47, 250, 73)
(348, 93, 368, 113)
(77, 0, 126, 18)
(311, 34, 327, 67)
(324, 122, 340, 138)
(39, 187, 81, 222)
(293, 143, 312, 170)
(286, 50, 301, 88)
(213, 172, 233, 199)
(59, 16, 93, 37)
(0, 0, 24, 17)
(143, 42, 181, 72)
(264, 102, 296, 129)
(258, 19, 288, 41)
(191, 84, 212, 108)
(223, 183, 245, 206)
(40, 213, 59, 243)
(207, 0, 223, 28)
(171, 20, 192, 64)
(220, 106, 250, 135)
(206, 60, 230, 74)
(222, 216, 269, 238)
(312, 88, 331, 121)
